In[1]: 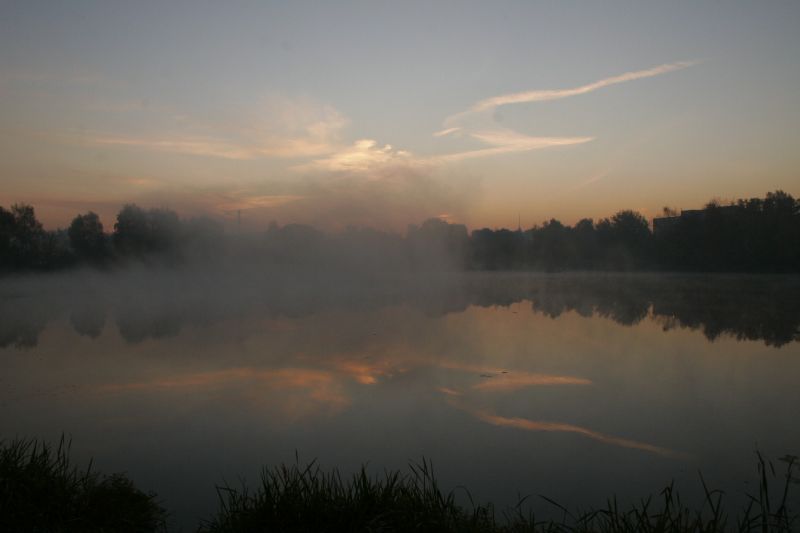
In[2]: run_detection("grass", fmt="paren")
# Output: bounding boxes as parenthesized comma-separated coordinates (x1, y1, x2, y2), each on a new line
(0, 437, 797, 532)
(200, 454, 799, 533)
(0, 436, 167, 532)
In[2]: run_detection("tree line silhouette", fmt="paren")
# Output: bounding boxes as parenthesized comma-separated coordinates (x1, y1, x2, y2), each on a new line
(0, 203, 224, 271)
(0, 190, 797, 273)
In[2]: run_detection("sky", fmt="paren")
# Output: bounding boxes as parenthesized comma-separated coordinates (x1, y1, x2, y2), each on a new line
(1, 1, 799, 232)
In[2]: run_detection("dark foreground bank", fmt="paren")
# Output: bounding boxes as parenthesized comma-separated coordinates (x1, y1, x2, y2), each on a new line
(0, 437, 797, 532)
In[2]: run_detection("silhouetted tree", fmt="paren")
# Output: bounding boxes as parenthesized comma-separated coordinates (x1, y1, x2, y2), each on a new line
(69, 212, 107, 264)
(112, 204, 183, 261)
(533, 219, 574, 271)
(573, 218, 598, 269)
(607, 210, 652, 269)
(0, 206, 14, 270)
(3, 204, 47, 269)
(113, 204, 150, 257)
(471, 228, 523, 270)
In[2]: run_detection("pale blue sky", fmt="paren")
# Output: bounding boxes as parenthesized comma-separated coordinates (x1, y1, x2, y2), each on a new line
(1, 1, 798, 230)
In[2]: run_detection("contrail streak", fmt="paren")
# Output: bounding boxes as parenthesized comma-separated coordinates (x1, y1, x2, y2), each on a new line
(472, 60, 700, 112)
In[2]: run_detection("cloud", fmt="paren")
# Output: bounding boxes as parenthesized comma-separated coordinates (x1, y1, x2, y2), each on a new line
(294, 139, 416, 174)
(86, 134, 258, 160)
(432, 132, 593, 163)
(213, 194, 304, 213)
(434, 60, 699, 163)
(42, 62, 699, 230)
(461, 129, 592, 158)
(83, 129, 344, 161)
(295, 130, 590, 173)
(125, 185, 307, 220)
(568, 169, 612, 192)
(80, 61, 692, 167)
(80, 96, 350, 161)
(469, 129, 581, 148)
(250, 98, 349, 158)
(433, 127, 462, 137)
(471, 60, 699, 113)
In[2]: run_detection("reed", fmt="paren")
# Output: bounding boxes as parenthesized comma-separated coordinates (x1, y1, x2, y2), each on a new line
(1, 436, 796, 532)
(200, 454, 798, 533)
(0, 436, 167, 532)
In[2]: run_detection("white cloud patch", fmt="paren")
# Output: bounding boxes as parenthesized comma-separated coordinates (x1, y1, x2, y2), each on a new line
(294, 139, 415, 174)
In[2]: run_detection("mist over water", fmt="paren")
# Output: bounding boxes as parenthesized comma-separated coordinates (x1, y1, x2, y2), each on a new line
(1, 269, 798, 530)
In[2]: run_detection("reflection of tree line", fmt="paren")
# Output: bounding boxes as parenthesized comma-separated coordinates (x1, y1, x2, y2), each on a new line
(1, 274, 797, 349)
(460, 275, 800, 346)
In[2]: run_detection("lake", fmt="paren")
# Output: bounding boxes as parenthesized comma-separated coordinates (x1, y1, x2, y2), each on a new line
(1, 270, 798, 531)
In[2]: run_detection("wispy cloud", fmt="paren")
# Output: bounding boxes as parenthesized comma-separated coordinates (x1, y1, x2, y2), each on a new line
(82, 129, 341, 162)
(249, 98, 349, 158)
(432, 134, 593, 163)
(86, 134, 258, 160)
(469, 60, 700, 114)
(79, 95, 351, 161)
(214, 194, 304, 213)
(435, 60, 699, 163)
(568, 169, 612, 193)
(433, 127, 462, 137)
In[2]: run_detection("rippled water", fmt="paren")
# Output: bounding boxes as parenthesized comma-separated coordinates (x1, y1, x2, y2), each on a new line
(2, 271, 798, 530)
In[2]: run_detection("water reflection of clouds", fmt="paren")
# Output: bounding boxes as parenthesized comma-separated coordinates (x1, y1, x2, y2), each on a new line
(435, 361, 592, 391)
(472, 373, 591, 391)
(3, 272, 796, 463)
(97, 367, 350, 419)
(434, 367, 678, 458)
(83, 314, 634, 456)
(471, 409, 683, 459)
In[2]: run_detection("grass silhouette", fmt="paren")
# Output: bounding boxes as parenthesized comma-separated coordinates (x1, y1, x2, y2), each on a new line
(200, 454, 799, 533)
(1, 437, 796, 532)
(0, 436, 166, 532)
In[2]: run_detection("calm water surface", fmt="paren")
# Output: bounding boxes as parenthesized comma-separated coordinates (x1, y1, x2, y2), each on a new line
(1, 271, 799, 530)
